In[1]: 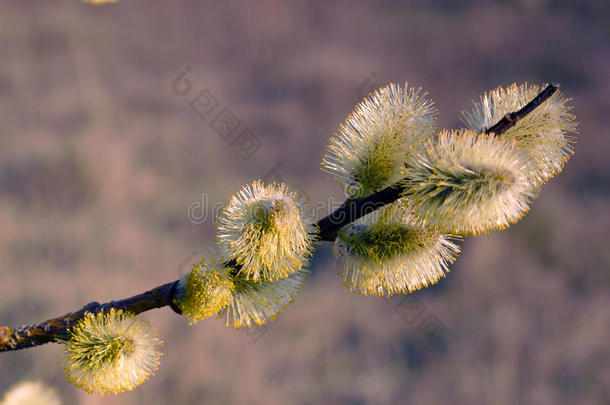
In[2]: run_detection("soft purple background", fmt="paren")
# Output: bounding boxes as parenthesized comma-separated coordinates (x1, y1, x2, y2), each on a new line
(1, 1, 609, 404)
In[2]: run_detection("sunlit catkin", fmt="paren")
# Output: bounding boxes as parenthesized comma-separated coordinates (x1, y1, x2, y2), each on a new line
(0, 381, 62, 405)
(335, 205, 459, 295)
(322, 83, 437, 197)
(176, 257, 235, 325)
(217, 181, 316, 281)
(402, 129, 532, 235)
(462, 83, 576, 186)
(61, 309, 162, 396)
(217, 269, 308, 328)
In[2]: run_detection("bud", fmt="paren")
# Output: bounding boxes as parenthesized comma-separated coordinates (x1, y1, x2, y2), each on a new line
(176, 257, 235, 325)
(322, 83, 437, 198)
(462, 82, 577, 186)
(217, 181, 317, 281)
(1, 381, 61, 405)
(61, 309, 162, 396)
(402, 130, 533, 235)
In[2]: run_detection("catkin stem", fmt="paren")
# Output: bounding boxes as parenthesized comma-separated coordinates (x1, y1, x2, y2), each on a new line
(0, 84, 557, 353)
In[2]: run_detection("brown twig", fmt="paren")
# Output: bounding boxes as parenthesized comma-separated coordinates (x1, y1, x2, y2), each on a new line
(0, 282, 178, 351)
(0, 83, 558, 353)
(484, 83, 558, 135)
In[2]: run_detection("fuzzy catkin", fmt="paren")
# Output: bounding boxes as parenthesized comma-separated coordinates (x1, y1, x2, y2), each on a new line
(335, 203, 459, 295)
(217, 269, 309, 328)
(402, 130, 533, 235)
(462, 83, 576, 186)
(61, 309, 162, 396)
(177, 257, 235, 325)
(217, 181, 317, 281)
(323, 82, 437, 197)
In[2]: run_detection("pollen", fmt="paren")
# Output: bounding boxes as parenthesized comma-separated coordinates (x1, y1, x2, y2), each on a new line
(178, 257, 235, 325)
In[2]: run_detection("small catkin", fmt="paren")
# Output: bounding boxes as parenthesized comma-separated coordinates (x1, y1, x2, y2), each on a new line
(0, 381, 62, 405)
(177, 257, 235, 325)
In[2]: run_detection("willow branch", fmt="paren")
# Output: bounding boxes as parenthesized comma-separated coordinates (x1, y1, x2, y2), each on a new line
(0, 282, 179, 352)
(485, 83, 558, 135)
(0, 83, 557, 353)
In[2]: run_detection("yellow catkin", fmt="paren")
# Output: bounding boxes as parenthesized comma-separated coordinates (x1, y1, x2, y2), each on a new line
(217, 181, 317, 281)
(402, 129, 533, 235)
(335, 205, 459, 295)
(462, 82, 577, 186)
(217, 270, 309, 328)
(61, 309, 162, 396)
(178, 257, 235, 325)
(322, 82, 437, 197)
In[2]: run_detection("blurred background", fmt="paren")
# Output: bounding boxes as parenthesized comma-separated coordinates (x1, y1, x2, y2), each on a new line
(1, 1, 609, 404)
